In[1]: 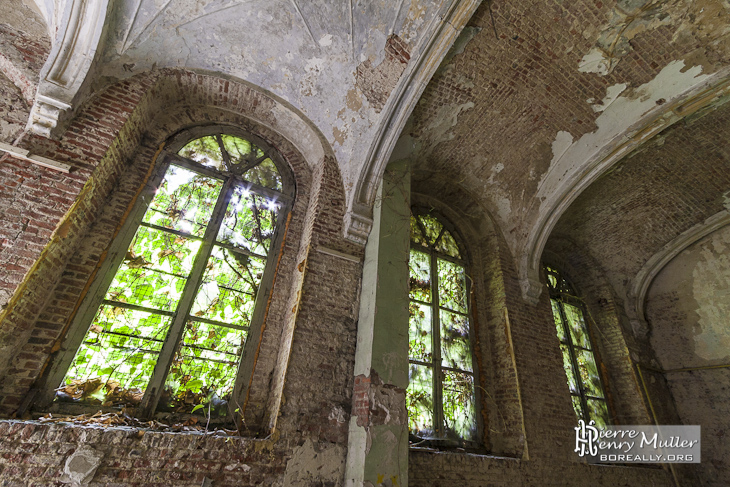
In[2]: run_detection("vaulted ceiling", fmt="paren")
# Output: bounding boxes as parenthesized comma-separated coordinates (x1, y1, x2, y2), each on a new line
(2, 0, 730, 307)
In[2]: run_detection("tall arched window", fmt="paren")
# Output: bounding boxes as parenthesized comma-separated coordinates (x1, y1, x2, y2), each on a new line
(44, 129, 293, 420)
(544, 264, 610, 427)
(407, 210, 477, 443)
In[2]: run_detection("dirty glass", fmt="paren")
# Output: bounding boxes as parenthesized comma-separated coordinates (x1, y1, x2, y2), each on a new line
(407, 210, 475, 443)
(437, 259, 467, 313)
(440, 310, 472, 372)
(409, 303, 432, 362)
(57, 133, 287, 417)
(546, 264, 609, 427)
(407, 364, 434, 436)
(442, 370, 476, 441)
(409, 249, 431, 302)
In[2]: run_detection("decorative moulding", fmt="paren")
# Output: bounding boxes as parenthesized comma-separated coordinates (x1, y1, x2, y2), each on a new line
(26, 0, 110, 138)
(344, 0, 482, 246)
(519, 69, 730, 303)
(627, 209, 730, 327)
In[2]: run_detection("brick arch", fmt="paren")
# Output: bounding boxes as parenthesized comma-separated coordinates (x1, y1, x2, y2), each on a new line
(410, 180, 527, 458)
(0, 69, 347, 422)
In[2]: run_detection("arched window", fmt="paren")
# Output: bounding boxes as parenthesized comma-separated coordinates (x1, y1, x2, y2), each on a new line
(407, 210, 477, 443)
(46, 130, 293, 420)
(544, 265, 610, 427)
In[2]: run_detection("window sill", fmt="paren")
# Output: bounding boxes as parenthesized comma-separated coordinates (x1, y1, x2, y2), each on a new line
(409, 445, 520, 461)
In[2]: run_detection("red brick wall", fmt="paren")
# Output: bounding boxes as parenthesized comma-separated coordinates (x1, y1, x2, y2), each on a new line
(0, 420, 288, 486)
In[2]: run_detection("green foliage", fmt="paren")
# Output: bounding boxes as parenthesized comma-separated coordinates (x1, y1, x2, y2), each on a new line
(407, 215, 474, 441)
(59, 133, 284, 416)
(547, 264, 610, 427)
(406, 364, 433, 436)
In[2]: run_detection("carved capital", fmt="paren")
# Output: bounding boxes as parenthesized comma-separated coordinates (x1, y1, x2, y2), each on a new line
(26, 95, 72, 138)
(344, 205, 374, 246)
(26, 0, 110, 138)
(520, 275, 543, 306)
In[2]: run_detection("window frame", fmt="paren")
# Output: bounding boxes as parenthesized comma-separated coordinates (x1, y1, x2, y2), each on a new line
(34, 126, 295, 423)
(407, 207, 482, 448)
(544, 264, 611, 427)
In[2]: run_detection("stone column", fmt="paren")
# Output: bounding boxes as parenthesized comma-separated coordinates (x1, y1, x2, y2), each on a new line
(345, 159, 410, 487)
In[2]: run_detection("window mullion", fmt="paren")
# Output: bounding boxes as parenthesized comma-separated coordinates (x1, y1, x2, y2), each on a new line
(139, 176, 235, 418)
(557, 298, 589, 423)
(431, 251, 444, 438)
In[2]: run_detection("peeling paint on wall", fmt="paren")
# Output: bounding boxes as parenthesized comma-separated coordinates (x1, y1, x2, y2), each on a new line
(282, 439, 346, 487)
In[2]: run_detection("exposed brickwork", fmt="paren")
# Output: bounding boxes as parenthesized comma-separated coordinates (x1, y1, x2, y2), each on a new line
(0, 72, 29, 143)
(543, 240, 655, 427)
(409, 0, 730, 242)
(0, 76, 157, 410)
(550, 101, 730, 302)
(356, 35, 410, 113)
(0, 420, 288, 486)
(0, 12, 50, 104)
(646, 225, 730, 487)
(409, 449, 671, 486)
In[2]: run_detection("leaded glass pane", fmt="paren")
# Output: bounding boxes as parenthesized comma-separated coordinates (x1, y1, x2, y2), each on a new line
(442, 370, 476, 441)
(407, 364, 434, 437)
(437, 258, 467, 313)
(57, 131, 288, 418)
(217, 192, 277, 256)
(243, 158, 282, 191)
(142, 165, 223, 237)
(60, 306, 171, 404)
(440, 310, 472, 372)
(190, 246, 263, 326)
(178, 136, 225, 171)
(220, 134, 253, 166)
(161, 320, 244, 415)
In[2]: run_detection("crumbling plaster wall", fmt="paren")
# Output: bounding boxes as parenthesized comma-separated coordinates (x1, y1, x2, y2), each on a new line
(547, 99, 730, 307)
(77, 0, 452, 202)
(0, 0, 50, 105)
(0, 69, 362, 486)
(407, 0, 730, 282)
(646, 224, 730, 487)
